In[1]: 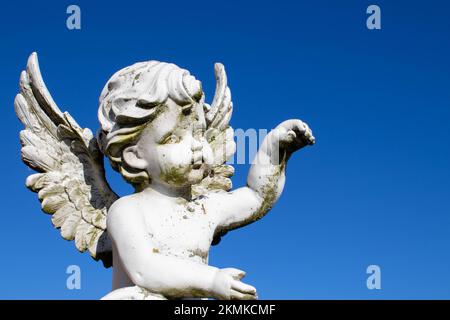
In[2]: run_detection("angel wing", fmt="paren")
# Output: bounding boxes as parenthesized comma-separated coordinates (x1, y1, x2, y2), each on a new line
(192, 63, 236, 198)
(14, 53, 118, 267)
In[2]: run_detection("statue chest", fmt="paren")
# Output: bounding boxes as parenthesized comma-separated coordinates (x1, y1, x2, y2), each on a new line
(143, 201, 216, 263)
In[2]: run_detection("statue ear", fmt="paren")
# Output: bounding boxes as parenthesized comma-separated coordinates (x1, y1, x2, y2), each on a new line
(123, 145, 148, 170)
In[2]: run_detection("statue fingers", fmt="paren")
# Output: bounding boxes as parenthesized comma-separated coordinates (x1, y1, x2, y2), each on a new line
(230, 289, 258, 300)
(223, 267, 246, 280)
(231, 279, 257, 294)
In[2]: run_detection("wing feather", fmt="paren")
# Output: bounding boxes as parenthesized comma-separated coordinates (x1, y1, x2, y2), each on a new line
(205, 63, 236, 163)
(193, 63, 236, 198)
(15, 53, 117, 267)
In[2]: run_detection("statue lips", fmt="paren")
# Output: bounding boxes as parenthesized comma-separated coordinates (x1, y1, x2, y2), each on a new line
(192, 160, 202, 170)
(192, 162, 211, 178)
(191, 137, 203, 169)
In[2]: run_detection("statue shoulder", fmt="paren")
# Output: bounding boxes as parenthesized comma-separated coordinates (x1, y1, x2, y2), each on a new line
(107, 195, 141, 229)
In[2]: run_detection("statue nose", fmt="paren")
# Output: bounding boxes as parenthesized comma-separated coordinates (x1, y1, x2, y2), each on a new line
(191, 124, 204, 169)
(201, 141, 214, 166)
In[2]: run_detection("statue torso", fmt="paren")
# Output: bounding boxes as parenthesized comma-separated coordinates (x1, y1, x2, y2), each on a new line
(142, 197, 216, 264)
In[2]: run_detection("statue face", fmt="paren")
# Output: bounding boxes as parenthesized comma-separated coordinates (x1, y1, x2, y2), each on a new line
(129, 97, 214, 188)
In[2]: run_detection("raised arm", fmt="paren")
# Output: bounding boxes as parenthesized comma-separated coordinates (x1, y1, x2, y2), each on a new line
(212, 119, 315, 234)
(106, 200, 256, 299)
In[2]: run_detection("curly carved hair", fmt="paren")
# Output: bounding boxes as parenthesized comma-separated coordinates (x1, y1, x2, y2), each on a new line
(97, 61, 202, 188)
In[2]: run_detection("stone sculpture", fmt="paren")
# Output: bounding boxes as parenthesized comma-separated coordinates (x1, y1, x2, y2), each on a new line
(14, 53, 315, 299)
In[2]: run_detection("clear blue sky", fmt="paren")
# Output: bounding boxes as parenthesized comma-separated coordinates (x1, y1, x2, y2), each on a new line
(1, 0, 450, 299)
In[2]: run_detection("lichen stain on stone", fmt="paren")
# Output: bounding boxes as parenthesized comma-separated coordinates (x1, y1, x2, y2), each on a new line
(256, 163, 284, 218)
(160, 167, 187, 186)
(175, 197, 188, 205)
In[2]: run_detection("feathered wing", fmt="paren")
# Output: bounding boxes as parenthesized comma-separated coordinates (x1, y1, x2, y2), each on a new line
(14, 53, 118, 267)
(192, 63, 236, 198)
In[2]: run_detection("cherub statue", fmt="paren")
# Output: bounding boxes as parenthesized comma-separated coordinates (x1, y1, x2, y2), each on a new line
(14, 53, 315, 300)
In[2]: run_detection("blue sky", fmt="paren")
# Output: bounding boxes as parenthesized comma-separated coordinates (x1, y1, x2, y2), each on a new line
(1, 0, 450, 299)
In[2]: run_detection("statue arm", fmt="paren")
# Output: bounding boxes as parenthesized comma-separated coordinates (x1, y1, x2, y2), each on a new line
(212, 119, 315, 232)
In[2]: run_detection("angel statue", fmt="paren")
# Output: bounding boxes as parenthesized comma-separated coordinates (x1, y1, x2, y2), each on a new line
(14, 52, 315, 300)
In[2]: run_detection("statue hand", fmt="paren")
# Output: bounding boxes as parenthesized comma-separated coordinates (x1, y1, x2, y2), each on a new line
(211, 268, 257, 300)
(275, 119, 315, 154)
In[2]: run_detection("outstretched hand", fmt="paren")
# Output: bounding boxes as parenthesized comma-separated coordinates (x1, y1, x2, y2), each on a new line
(275, 119, 315, 154)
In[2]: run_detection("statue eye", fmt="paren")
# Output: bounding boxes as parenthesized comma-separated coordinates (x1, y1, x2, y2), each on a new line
(160, 133, 180, 144)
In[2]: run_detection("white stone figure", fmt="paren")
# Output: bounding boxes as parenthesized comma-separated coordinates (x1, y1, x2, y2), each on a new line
(15, 53, 315, 300)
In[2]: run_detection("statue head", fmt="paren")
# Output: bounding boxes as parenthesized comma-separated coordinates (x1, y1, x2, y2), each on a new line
(97, 61, 215, 192)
